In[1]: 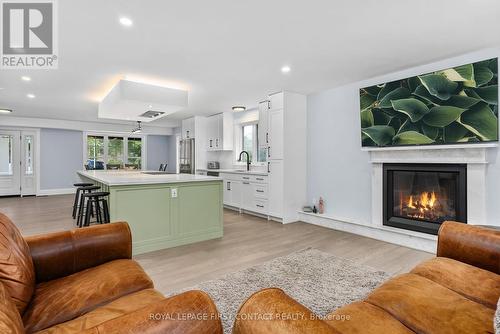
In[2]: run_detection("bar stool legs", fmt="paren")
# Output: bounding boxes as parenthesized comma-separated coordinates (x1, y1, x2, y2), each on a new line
(76, 185, 101, 227)
(81, 192, 110, 227)
(72, 183, 93, 219)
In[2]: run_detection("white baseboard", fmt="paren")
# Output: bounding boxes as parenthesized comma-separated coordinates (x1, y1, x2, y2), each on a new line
(37, 188, 76, 196)
(298, 211, 437, 254)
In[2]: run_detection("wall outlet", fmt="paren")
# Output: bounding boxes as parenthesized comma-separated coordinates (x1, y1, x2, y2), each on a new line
(171, 188, 178, 198)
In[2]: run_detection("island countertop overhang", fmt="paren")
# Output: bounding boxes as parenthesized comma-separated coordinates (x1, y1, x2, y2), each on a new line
(78, 170, 222, 186)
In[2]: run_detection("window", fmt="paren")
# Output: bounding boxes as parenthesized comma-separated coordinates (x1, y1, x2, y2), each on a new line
(241, 124, 258, 162)
(127, 138, 142, 169)
(85, 134, 143, 170)
(87, 135, 104, 169)
(0, 135, 13, 175)
(107, 136, 124, 167)
(24, 135, 33, 175)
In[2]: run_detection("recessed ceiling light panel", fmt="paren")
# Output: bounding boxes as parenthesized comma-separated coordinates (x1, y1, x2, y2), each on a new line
(27, 94, 35, 99)
(119, 17, 133, 27)
(21, 76, 31, 81)
(281, 65, 291, 73)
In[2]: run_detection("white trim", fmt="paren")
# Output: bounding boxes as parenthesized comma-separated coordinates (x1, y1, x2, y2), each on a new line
(361, 142, 498, 152)
(298, 211, 437, 253)
(37, 187, 76, 196)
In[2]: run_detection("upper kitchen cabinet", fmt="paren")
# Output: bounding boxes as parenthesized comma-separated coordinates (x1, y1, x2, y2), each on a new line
(206, 112, 234, 151)
(258, 100, 270, 149)
(181, 117, 195, 139)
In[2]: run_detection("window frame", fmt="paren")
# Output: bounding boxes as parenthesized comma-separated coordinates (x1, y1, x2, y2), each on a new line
(235, 121, 261, 165)
(83, 132, 146, 170)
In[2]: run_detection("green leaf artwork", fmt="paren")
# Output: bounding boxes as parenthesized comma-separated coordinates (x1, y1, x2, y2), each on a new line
(360, 58, 498, 147)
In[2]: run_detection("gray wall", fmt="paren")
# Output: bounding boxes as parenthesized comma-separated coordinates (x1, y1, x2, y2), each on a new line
(307, 49, 500, 225)
(40, 128, 83, 190)
(147, 135, 176, 172)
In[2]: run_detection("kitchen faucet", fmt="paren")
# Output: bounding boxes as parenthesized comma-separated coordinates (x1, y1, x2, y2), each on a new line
(238, 151, 251, 171)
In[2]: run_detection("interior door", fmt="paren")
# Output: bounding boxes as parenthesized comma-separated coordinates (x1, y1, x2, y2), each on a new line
(0, 130, 21, 196)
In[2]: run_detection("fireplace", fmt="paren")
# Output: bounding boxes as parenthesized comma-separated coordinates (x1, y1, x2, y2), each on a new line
(383, 164, 467, 235)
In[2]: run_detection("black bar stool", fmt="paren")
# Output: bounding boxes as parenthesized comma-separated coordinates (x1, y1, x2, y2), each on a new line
(76, 185, 101, 227)
(81, 192, 110, 227)
(72, 183, 95, 219)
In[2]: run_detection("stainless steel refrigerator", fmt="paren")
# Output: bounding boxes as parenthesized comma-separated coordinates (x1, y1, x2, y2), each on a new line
(179, 138, 195, 174)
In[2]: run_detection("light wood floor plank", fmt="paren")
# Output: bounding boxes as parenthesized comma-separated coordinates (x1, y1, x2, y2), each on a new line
(0, 195, 433, 294)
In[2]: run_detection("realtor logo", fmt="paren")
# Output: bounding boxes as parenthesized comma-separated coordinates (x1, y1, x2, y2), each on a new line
(1, 0, 58, 69)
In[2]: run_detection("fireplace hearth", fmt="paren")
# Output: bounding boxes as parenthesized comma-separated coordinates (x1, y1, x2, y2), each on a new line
(383, 164, 467, 235)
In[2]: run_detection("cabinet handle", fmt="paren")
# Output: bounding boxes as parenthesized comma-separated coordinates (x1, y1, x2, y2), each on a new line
(243, 182, 250, 185)
(268, 146, 270, 158)
(256, 190, 264, 193)
(227, 181, 231, 191)
(216, 139, 219, 147)
(209, 139, 212, 148)
(243, 176, 250, 180)
(266, 132, 268, 144)
(187, 130, 190, 138)
(267, 162, 270, 173)
(256, 178, 264, 181)
(256, 204, 264, 208)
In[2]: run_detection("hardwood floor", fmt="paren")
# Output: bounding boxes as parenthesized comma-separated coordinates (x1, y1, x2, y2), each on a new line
(0, 194, 433, 294)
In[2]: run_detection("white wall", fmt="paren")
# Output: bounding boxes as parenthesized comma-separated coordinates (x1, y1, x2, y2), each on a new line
(307, 48, 500, 226)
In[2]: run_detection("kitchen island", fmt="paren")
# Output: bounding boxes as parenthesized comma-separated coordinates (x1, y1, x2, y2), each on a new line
(77, 170, 223, 255)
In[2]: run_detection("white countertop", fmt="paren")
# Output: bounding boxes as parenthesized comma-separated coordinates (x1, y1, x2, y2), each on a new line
(78, 170, 221, 186)
(196, 168, 268, 176)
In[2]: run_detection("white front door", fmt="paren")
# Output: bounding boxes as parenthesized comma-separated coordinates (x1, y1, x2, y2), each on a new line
(0, 130, 21, 196)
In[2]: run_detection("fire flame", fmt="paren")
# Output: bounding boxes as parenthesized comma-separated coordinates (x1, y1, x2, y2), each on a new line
(405, 191, 438, 219)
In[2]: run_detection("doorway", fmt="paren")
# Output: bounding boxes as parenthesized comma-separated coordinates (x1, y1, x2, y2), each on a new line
(0, 129, 38, 196)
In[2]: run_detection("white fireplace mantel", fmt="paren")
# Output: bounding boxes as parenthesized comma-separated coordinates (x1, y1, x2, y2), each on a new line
(370, 146, 489, 240)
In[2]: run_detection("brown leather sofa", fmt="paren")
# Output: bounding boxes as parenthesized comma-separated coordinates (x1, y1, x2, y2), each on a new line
(233, 221, 500, 334)
(0, 212, 223, 334)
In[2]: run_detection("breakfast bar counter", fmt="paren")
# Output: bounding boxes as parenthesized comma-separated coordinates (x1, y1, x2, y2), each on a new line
(77, 170, 223, 255)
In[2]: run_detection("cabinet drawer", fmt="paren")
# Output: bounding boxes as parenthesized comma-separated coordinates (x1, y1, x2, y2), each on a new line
(254, 184, 268, 198)
(252, 199, 268, 213)
(251, 175, 268, 183)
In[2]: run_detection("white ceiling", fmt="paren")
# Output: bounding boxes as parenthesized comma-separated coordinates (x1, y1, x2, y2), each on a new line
(0, 0, 499, 129)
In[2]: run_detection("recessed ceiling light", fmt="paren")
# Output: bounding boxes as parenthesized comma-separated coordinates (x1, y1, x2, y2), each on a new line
(281, 65, 291, 73)
(27, 93, 35, 99)
(0, 108, 12, 114)
(21, 76, 31, 81)
(232, 106, 246, 112)
(119, 17, 133, 27)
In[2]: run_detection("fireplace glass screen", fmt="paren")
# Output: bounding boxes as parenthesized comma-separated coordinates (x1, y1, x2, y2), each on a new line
(392, 171, 458, 223)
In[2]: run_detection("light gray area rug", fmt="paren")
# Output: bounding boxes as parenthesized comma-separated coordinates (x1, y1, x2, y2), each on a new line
(170, 248, 390, 334)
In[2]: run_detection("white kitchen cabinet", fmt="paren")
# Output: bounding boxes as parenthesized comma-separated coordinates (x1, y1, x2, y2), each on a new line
(258, 100, 269, 149)
(268, 108, 284, 160)
(181, 117, 195, 139)
(223, 179, 241, 207)
(267, 160, 283, 218)
(206, 112, 234, 151)
(241, 181, 254, 211)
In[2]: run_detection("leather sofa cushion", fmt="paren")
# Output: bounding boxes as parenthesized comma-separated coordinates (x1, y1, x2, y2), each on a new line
(23, 259, 153, 333)
(366, 273, 494, 334)
(0, 213, 35, 314)
(0, 282, 25, 334)
(325, 301, 415, 334)
(35, 289, 164, 334)
(411, 257, 500, 309)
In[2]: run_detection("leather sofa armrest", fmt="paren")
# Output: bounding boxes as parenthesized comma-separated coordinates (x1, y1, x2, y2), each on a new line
(79, 290, 222, 334)
(25, 222, 132, 282)
(233, 288, 339, 334)
(437, 221, 500, 274)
